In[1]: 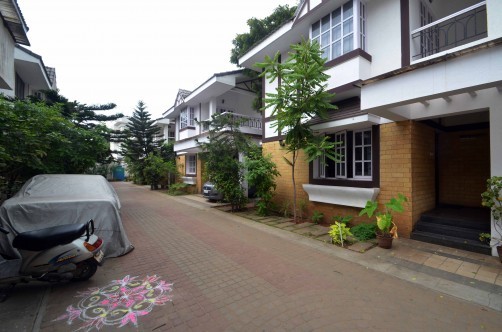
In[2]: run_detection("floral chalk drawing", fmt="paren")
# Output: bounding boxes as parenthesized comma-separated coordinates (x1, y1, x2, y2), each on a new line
(54, 275, 173, 331)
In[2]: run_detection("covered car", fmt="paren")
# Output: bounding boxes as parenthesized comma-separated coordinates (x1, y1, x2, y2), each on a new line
(0, 174, 133, 264)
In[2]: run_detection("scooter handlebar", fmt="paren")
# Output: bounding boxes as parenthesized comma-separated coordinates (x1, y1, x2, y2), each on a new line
(0, 226, 9, 235)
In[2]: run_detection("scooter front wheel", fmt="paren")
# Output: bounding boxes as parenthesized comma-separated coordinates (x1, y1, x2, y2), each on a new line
(72, 259, 98, 281)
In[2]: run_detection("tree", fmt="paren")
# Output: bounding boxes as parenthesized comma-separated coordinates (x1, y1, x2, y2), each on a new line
(244, 145, 280, 216)
(30, 89, 123, 129)
(0, 98, 109, 200)
(121, 101, 164, 184)
(230, 4, 297, 65)
(198, 114, 251, 212)
(257, 39, 339, 221)
(143, 153, 177, 190)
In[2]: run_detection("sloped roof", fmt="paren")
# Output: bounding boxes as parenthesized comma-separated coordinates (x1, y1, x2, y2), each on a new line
(0, 0, 30, 45)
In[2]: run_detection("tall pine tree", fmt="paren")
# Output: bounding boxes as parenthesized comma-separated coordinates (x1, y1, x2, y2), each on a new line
(121, 101, 164, 184)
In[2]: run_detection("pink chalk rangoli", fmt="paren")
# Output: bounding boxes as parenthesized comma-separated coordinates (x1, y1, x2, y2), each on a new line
(54, 275, 173, 330)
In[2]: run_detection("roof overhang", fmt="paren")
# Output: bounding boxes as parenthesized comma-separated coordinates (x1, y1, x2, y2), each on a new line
(0, 0, 30, 46)
(14, 45, 51, 89)
(165, 71, 243, 118)
(238, 0, 346, 70)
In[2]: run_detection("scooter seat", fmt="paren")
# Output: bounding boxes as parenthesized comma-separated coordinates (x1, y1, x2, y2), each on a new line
(13, 223, 87, 251)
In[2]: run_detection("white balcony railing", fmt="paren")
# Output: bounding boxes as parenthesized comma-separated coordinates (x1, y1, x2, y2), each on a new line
(411, 1, 487, 61)
(201, 112, 262, 133)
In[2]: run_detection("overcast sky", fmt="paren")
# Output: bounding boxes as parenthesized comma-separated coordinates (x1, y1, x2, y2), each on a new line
(18, 0, 299, 119)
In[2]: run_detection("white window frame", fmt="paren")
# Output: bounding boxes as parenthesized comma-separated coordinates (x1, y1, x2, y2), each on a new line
(335, 131, 347, 178)
(353, 129, 372, 179)
(310, 0, 366, 61)
(186, 154, 196, 175)
(180, 107, 195, 129)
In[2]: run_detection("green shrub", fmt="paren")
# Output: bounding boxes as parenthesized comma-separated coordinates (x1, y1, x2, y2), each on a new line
(167, 183, 191, 196)
(311, 210, 324, 224)
(329, 222, 353, 246)
(351, 223, 377, 241)
(330, 215, 352, 224)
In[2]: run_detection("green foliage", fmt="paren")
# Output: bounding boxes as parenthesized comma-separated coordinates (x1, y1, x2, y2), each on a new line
(331, 215, 353, 224)
(257, 39, 338, 221)
(167, 183, 192, 196)
(351, 223, 377, 241)
(359, 194, 408, 237)
(0, 98, 110, 199)
(230, 4, 297, 65)
(121, 101, 164, 184)
(311, 210, 324, 224)
(143, 153, 177, 190)
(481, 176, 502, 245)
(329, 222, 353, 246)
(297, 199, 308, 220)
(280, 200, 291, 218)
(479, 232, 491, 244)
(244, 145, 280, 216)
(198, 113, 251, 212)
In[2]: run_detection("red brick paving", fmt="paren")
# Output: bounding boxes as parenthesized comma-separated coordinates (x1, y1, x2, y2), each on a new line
(38, 182, 502, 331)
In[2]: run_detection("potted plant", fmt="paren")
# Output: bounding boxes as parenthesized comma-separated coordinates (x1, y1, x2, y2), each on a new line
(481, 176, 502, 261)
(359, 194, 408, 249)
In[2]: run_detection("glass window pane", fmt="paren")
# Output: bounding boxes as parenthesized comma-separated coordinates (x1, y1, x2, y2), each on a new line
(363, 131, 371, 144)
(321, 32, 330, 47)
(343, 34, 353, 53)
(343, 0, 353, 19)
(332, 42, 341, 59)
(364, 147, 371, 160)
(364, 162, 372, 176)
(355, 132, 362, 146)
(332, 25, 341, 41)
(341, 164, 345, 176)
(355, 147, 362, 160)
(343, 17, 353, 35)
(332, 8, 341, 25)
(321, 15, 330, 33)
(355, 163, 362, 176)
(322, 47, 330, 59)
(312, 21, 320, 37)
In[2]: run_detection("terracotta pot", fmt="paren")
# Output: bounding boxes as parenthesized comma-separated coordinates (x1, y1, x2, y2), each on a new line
(497, 246, 502, 263)
(376, 234, 393, 249)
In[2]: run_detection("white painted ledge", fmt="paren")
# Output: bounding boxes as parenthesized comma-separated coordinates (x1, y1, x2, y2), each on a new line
(303, 184, 380, 208)
(182, 177, 196, 185)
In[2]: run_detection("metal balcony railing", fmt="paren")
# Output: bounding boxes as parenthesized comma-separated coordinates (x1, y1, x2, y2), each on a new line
(411, 2, 487, 61)
(201, 112, 262, 132)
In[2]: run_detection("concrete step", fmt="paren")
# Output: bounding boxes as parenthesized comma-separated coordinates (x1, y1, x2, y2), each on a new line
(410, 230, 491, 255)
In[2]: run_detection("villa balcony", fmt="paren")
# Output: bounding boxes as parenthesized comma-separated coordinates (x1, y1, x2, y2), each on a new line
(411, 1, 487, 61)
(201, 112, 262, 135)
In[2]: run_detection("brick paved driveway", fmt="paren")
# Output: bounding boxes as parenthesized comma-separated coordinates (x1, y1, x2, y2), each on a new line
(39, 182, 501, 331)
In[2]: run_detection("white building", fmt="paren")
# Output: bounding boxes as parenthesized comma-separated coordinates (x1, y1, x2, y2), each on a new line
(0, 1, 55, 99)
(162, 70, 262, 192)
(239, 0, 502, 256)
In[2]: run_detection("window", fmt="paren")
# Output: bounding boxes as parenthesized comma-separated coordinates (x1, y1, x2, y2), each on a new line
(315, 128, 372, 180)
(186, 155, 196, 175)
(180, 107, 195, 129)
(310, 0, 366, 61)
(353, 129, 372, 178)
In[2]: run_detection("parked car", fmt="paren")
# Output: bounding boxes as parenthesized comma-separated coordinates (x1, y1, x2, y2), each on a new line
(203, 182, 223, 201)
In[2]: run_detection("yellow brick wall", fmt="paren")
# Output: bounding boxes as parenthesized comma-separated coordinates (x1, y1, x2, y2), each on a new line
(262, 142, 310, 216)
(176, 155, 186, 177)
(379, 121, 414, 237)
(411, 122, 436, 228)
